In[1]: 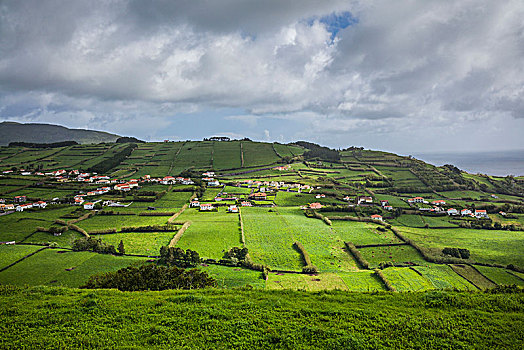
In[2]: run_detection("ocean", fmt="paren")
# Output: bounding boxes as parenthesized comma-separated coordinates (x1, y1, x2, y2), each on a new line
(412, 150, 524, 177)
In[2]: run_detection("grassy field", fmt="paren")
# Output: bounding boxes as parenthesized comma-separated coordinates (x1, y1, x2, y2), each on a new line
(212, 141, 242, 169)
(392, 214, 426, 228)
(200, 264, 265, 289)
(0, 244, 43, 269)
(153, 190, 193, 208)
(0, 206, 76, 242)
(77, 215, 170, 232)
(450, 264, 497, 290)
(473, 265, 524, 287)
(398, 227, 524, 267)
(411, 265, 476, 291)
(242, 141, 281, 166)
(1, 286, 523, 349)
(382, 267, 435, 291)
(273, 191, 317, 206)
(174, 208, 242, 259)
(266, 272, 348, 291)
(0, 248, 147, 287)
(358, 245, 426, 268)
(331, 221, 403, 246)
(94, 232, 174, 256)
(242, 207, 303, 270)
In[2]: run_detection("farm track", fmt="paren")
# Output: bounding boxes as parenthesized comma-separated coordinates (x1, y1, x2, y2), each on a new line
(169, 221, 192, 247)
(240, 142, 244, 167)
(167, 142, 186, 175)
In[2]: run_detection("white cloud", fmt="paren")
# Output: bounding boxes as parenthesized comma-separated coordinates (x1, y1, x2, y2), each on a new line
(0, 0, 523, 152)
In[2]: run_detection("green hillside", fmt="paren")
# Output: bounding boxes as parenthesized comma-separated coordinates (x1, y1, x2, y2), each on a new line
(0, 121, 120, 145)
(0, 286, 522, 349)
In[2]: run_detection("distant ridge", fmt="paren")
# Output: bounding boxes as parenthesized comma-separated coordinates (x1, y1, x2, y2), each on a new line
(0, 121, 121, 145)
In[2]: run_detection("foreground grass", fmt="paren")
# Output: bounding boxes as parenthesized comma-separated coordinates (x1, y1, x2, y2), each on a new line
(0, 286, 523, 349)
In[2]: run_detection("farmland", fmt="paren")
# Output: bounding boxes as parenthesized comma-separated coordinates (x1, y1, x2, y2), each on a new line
(0, 138, 523, 350)
(0, 139, 523, 297)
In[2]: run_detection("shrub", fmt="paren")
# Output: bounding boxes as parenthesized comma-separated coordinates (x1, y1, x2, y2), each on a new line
(344, 242, 370, 269)
(81, 264, 216, 291)
(72, 236, 117, 254)
(159, 246, 201, 268)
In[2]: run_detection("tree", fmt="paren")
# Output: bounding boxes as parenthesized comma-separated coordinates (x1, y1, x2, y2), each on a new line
(118, 240, 125, 255)
(81, 264, 216, 291)
(159, 246, 201, 268)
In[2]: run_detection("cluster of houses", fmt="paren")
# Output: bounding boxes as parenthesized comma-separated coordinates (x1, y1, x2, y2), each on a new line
(407, 196, 490, 219)
(0, 196, 48, 212)
(236, 179, 312, 192)
(190, 197, 252, 212)
(446, 208, 489, 218)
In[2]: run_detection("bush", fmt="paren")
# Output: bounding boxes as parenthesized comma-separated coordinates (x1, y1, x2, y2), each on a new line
(81, 264, 216, 291)
(72, 236, 117, 254)
(159, 246, 201, 268)
(442, 247, 470, 259)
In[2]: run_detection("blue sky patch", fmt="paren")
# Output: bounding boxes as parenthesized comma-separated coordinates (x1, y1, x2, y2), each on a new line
(309, 11, 358, 40)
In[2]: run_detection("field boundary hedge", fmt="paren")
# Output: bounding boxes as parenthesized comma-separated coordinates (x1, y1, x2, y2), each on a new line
(239, 209, 246, 246)
(344, 242, 370, 269)
(67, 223, 89, 238)
(354, 243, 408, 249)
(374, 269, 396, 292)
(169, 221, 192, 247)
(138, 212, 176, 216)
(293, 241, 317, 273)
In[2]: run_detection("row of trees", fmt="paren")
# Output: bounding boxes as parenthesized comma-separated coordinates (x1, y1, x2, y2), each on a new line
(88, 143, 136, 174)
(295, 141, 341, 162)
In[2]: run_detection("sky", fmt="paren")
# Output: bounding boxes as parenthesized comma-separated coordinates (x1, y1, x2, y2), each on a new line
(1, 0, 523, 154)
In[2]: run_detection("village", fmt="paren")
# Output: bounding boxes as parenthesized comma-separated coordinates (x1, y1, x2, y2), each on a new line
(0, 167, 496, 224)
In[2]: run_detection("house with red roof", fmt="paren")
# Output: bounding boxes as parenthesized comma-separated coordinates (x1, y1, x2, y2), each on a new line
(199, 203, 215, 211)
(370, 214, 383, 221)
(408, 197, 424, 203)
(475, 210, 489, 219)
(309, 202, 323, 209)
(447, 208, 459, 215)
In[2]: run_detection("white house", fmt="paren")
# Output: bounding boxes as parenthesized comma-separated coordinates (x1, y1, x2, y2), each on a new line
(190, 200, 201, 208)
(447, 208, 459, 216)
(84, 202, 95, 210)
(199, 203, 215, 211)
(370, 214, 383, 221)
(475, 210, 489, 219)
(357, 196, 373, 205)
(408, 197, 424, 203)
(461, 209, 472, 216)
(208, 180, 220, 187)
(227, 205, 239, 213)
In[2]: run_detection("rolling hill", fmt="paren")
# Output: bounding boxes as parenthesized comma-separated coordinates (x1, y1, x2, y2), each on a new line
(0, 121, 120, 145)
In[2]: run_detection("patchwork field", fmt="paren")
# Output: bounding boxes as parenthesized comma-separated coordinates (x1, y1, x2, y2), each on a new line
(0, 247, 147, 287)
(0, 140, 523, 296)
(398, 227, 524, 267)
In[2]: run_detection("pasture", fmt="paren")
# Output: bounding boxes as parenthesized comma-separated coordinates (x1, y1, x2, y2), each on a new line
(0, 248, 147, 287)
(398, 227, 524, 267)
